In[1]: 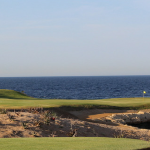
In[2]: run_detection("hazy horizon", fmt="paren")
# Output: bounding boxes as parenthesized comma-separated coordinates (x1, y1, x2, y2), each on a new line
(1, 75, 150, 78)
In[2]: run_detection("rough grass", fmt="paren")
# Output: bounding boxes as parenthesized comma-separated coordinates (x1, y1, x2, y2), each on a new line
(0, 137, 149, 150)
(0, 89, 150, 110)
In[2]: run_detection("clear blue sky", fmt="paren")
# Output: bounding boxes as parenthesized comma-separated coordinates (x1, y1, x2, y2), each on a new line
(1, 0, 150, 77)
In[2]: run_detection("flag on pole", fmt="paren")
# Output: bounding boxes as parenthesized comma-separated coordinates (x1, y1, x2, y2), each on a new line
(143, 91, 146, 94)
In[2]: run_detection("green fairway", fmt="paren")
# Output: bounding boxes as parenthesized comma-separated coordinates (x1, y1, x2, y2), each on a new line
(0, 137, 149, 150)
(0, 89, 150, 109)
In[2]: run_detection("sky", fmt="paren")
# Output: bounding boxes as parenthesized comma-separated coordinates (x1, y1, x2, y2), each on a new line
(0, 0, 150, 77)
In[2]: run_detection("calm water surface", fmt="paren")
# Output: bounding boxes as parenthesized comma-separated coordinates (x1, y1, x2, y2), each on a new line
(0, 76, 150, 99)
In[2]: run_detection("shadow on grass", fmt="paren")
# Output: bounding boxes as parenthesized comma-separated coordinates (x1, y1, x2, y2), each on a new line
(137, 148, 150, 150)
(58, 104, 150, 111)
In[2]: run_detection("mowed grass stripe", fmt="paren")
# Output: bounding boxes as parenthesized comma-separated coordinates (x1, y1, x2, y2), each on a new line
(0, 137, 149, 150)
(0, 89, 150, 109)
(0, 97, 150, 109)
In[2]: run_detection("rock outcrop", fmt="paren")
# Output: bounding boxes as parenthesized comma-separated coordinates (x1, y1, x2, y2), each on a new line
(104, 111, 150, 125)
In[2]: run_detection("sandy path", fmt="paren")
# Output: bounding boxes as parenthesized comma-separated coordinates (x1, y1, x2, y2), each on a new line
(69, 109, 139, 121)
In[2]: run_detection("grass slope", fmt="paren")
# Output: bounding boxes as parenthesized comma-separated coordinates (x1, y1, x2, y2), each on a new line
(0, 89, 32, 99)
(0, 137, 149, 150)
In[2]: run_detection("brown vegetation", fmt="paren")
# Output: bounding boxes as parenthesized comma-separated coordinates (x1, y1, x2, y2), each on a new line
(0, 108, 150, 140)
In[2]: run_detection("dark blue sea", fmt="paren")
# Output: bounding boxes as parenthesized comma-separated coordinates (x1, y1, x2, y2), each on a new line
(0, 76, 150, 99)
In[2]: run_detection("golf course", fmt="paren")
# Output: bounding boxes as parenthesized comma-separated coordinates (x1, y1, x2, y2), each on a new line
(0, 89, 150, 150)
(0, 89, 150, 109)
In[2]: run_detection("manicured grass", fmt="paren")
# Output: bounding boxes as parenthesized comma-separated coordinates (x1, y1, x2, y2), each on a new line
(0, 89, 33, 99)
(0, 89, 150, 109)
(0, 137, 149, 150)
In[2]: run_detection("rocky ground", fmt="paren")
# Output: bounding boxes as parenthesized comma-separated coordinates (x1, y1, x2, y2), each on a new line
(0, 108, 150, 140)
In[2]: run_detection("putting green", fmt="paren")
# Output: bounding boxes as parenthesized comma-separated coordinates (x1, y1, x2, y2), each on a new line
(0, 89, 150, 109)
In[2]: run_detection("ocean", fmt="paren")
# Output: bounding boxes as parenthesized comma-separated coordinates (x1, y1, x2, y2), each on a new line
(0, 76, 150, 99)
